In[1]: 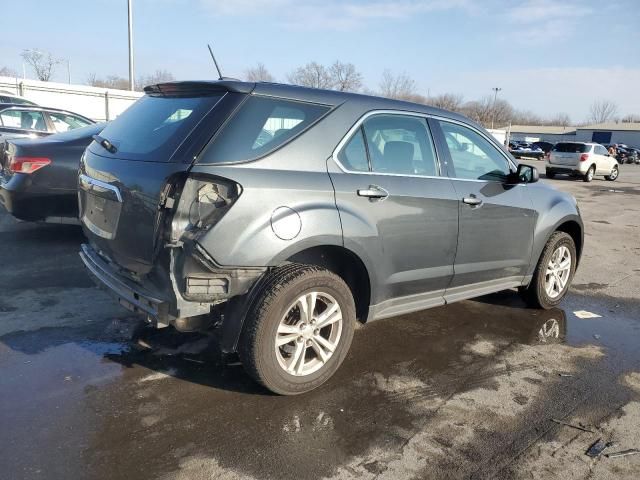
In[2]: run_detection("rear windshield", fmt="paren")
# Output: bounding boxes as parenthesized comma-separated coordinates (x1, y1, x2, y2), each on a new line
(553, 143, 590, 153)
(201, 96, 330, 164)
(95, 94, 224, 161)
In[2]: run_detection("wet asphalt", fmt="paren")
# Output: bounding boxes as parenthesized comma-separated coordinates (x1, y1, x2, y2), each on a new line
(1, 168, 640, 480)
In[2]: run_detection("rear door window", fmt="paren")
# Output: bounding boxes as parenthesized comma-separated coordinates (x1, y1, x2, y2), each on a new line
(363, 114, 438, 176)
(201, 96, 329, 164)
(94, 93, 224, 161)
(338, 128, 369, 172)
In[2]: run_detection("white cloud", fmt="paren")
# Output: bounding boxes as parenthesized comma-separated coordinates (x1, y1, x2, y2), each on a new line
(199, 0, 475, 30)
(502, 0, 594, 44)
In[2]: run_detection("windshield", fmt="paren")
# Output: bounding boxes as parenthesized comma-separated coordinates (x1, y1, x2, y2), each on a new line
(95, 94, 224, 161)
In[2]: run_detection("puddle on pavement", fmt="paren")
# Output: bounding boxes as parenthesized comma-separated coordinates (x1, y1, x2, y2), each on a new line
(1, 291, 639, 480)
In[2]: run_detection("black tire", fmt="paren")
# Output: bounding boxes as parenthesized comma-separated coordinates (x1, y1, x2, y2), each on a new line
(545, 169, 556, 179)
(238, 264, 356, 395)
(520, 231, 576, 309)
(605, 165, 619, 181)
(583, 165, 595, 182)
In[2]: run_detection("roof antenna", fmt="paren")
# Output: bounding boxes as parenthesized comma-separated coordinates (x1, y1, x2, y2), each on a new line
(207, 44, 223, 80)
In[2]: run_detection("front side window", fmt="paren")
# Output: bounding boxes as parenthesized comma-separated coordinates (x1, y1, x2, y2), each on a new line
(362, 114, 438, 176)
(48, 112, 92, 133)
(438, 121, 510, 181)
(0, 109, 47, 131)
(204, 96, 329, 164)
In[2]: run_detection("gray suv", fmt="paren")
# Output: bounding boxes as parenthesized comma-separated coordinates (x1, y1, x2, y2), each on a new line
(78, 81, 583, 394)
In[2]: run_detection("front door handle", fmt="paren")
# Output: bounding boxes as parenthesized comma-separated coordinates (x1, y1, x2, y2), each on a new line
(357, 185, 388, 199)
(462, 195, 483, 206)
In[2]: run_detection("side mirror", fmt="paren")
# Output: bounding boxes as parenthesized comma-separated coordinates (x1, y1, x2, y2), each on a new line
(509, 164, 539, 184)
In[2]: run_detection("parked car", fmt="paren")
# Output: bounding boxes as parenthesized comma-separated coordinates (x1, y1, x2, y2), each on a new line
(78, 81, 583, 395)
(546, 142, 619, 182)
(0, 103, 94, 141)
(0, 90, 37, 106)
(532, 141, 554, 153)
(0, 122, 105, 223)
(616, 147, 639, 164)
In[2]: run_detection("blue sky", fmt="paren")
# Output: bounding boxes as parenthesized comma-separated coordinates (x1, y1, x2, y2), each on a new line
(2, 0, 639, 121)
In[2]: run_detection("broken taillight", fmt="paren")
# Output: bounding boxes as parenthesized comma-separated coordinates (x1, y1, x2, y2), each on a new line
(9, 156, 51, 174)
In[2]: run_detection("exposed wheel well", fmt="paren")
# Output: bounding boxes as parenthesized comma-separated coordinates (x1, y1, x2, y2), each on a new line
(555, 220, 583, 263)
(286, 246, 371, 323)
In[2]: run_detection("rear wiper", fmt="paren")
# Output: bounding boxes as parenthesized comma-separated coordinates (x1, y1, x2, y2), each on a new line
(93, 135, 117, 154)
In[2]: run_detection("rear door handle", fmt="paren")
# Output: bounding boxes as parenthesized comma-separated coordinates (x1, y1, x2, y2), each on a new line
(462, 195, 483, 206)
(357, 185, 388, 200)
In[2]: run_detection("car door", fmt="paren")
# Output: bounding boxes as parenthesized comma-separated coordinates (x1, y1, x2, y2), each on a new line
(429, 118, 536, 301)
(328, 112, 459, 318)
(593, 144, 613, 173)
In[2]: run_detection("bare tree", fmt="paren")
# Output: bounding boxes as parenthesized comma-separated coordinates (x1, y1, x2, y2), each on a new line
(21, 49, 61, 81)
(427, 93, 464, 112)
(547, 112, 571, 127)
(462, 96, 513, 128)
(137, 69, 175, 90)
(378, 70, 418, 101)
(588, 99, 618, 124)
(621, 113, 640, 123)
(87, 73, 130, 90)
(329, 61, 363, 92)
(287, 62, 333, 89)
(0, 66, 17, 77)
(245, 63, 275, 82)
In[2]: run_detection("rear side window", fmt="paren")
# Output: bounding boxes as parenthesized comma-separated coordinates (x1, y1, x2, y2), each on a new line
(95, 94, 224, 161)
(202, 96, 329, 164)
(553, 143, 590, 153)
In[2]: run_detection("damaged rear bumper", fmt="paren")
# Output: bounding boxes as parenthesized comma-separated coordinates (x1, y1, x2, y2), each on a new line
(80, 243, 171, 323)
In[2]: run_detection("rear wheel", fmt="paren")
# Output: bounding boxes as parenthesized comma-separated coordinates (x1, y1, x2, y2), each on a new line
(605, 165, 619, 181)
(545, 169, 556, 179)
(520, 231, 576, 309)
(583, 165, 595, 182)
(238, 264, 356, 395)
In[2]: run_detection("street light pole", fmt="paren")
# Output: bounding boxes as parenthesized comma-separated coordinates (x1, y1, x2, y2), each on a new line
(127, 0, 134, 91)
(491, 87, 502, 129)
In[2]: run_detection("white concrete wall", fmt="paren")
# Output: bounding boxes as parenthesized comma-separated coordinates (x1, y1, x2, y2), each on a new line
(0, 76, 142, 122)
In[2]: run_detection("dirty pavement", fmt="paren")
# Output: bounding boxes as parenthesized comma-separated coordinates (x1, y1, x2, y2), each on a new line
(1, 167, 640, 480)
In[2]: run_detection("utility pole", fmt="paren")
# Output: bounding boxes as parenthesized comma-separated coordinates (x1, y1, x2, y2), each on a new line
(127, 0, 134, 91)
(491, 87, 502, 129)
(67, 59, 71, 84)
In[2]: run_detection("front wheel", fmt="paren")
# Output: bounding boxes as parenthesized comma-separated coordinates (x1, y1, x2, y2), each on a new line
(605, 165, 619, 181)
(545, 169, 556, 179)
(238, 264, 356, 395)
(583, 165, 595, 182)
(520, 231, 576, 309)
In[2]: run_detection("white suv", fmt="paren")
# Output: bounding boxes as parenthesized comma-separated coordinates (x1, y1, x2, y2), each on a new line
(546, 142, 619, 182)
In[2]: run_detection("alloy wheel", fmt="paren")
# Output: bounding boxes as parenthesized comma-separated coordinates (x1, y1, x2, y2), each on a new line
(275, 292, 343, 376)
(544, 246, 572, 299)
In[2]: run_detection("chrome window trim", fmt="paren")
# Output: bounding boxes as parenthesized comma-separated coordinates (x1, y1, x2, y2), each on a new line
(331, 109, 518, 181)
(79, 174, 123, 203)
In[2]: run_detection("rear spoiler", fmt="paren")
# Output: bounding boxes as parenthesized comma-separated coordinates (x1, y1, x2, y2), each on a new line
(144, 81, 255, 97)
